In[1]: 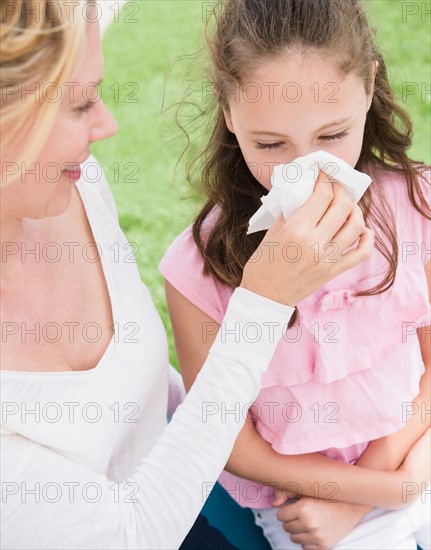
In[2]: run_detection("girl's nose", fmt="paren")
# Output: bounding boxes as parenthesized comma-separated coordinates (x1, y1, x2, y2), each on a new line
(290, 146, 321, 160)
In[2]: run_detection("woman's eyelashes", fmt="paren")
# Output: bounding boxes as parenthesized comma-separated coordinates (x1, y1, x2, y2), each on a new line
(254, 131, 349, 150)
(75, 101, 95, 114)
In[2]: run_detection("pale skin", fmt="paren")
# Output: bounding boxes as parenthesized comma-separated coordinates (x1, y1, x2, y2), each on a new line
(0, 22, 118, 373)
(165, 50, 430, 548)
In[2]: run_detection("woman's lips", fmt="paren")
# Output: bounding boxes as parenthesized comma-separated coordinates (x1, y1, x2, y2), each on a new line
(63, 166, 82, 181)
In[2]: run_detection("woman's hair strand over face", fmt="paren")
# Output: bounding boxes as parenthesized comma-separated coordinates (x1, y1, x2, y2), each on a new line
(1, 0, 96, 178)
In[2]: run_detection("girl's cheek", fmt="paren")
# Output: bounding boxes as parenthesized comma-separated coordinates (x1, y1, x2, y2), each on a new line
(244, 152, 276, 189)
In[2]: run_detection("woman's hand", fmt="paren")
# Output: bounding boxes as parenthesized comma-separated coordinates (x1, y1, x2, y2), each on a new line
(274, 496, 369, 550)
(241, 170, 374, 307)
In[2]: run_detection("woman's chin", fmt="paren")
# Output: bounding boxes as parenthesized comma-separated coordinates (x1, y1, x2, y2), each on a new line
(43, 188, 75, 219)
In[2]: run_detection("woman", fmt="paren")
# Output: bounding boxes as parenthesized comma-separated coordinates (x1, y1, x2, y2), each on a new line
(0, 1, 425, 549)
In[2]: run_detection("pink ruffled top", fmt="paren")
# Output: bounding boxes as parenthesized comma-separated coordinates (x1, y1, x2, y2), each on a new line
(159, 168, 430, 508)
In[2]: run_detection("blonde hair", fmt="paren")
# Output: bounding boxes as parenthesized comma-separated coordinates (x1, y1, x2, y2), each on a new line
(0, 0, 96, 182)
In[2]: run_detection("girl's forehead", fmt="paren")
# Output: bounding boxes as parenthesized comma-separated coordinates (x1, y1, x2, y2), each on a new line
(248, 50, 347, 84)
(226, 61, 367, 136)
(227, 52, 367, 116)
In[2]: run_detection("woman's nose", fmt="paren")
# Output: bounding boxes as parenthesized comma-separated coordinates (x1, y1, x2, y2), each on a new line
(89, 99, 118, 144)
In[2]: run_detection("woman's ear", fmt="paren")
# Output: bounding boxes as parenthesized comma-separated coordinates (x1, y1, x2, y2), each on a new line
(223, 108, 235, 134)
(367, 60, 379, 112)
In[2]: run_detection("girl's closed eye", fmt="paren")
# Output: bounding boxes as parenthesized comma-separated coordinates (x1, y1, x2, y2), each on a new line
(255, 131, 349, 150)
(255, 142, 283, 150)
(320, 130, 349, 141)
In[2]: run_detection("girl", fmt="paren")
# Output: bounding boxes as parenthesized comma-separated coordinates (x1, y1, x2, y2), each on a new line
(160, 0, 431, 548)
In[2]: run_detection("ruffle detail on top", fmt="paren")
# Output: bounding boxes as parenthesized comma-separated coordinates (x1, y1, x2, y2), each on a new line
(317, 289, 362, 312)
(260, 259, 430, 389)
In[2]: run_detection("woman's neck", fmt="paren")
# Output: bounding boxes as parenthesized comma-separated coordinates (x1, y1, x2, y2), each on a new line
(0, 214, 53, 287)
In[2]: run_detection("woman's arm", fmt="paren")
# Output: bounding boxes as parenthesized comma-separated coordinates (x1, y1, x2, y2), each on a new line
(166, 280, 430, 510)
(1, 288, 296, 550)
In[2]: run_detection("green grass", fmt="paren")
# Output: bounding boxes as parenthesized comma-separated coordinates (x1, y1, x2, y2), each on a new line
(92, 0, 431, 368)
(366, 0, 431, 161)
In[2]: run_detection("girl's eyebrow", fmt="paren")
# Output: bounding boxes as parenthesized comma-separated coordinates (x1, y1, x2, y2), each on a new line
(316, 117, 351, 132)
(249, 117, 351, 137)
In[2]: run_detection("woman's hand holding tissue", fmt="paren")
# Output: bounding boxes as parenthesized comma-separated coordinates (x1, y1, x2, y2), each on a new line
(241, 171, 374, 307)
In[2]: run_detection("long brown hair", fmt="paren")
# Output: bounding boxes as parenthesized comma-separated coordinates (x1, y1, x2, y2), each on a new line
(188, 0, 429, 310)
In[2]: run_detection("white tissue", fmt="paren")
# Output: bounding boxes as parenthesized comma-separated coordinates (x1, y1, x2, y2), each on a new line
(247, 151, 372, 234)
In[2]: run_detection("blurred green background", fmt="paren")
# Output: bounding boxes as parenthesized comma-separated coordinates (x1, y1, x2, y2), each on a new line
(92, 0, 431, 367)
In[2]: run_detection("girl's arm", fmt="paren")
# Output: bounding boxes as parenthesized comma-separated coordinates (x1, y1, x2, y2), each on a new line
(276, 261, 431, 547)
(360, 259, 430, 471)
(274, 350, 430, 537)
(346, 289, 430, 510)
(166, 279, 430, 510)
(275, 428, 430, 549)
